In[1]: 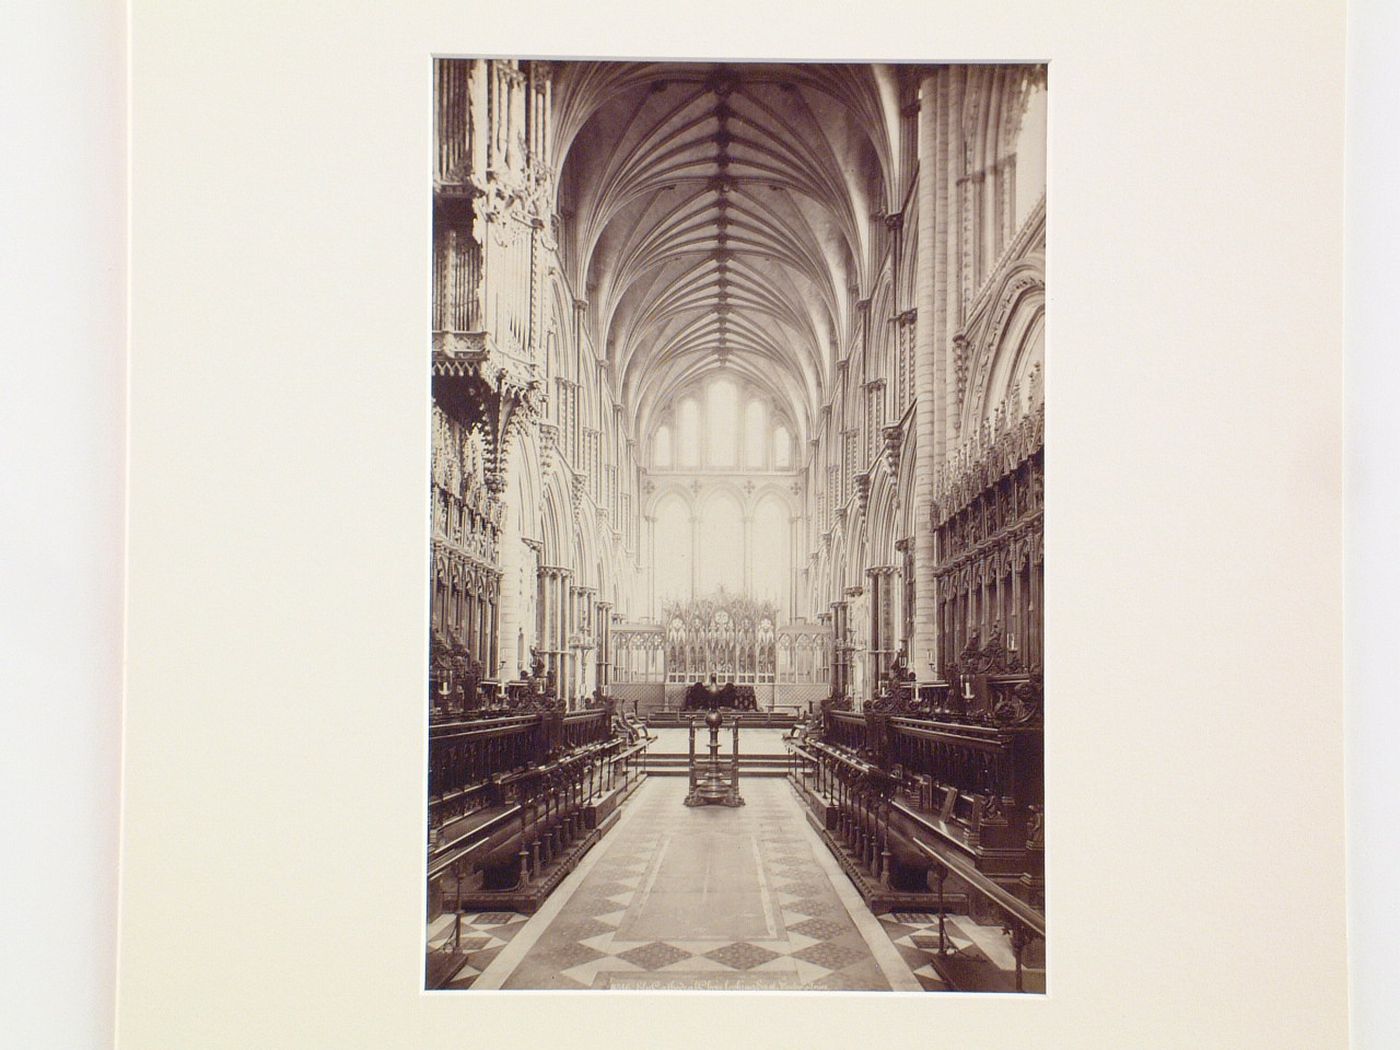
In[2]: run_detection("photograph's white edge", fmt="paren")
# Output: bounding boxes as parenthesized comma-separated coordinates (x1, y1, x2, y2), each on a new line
(1343, 1, 1400, 1047)
(116, 2, 1352, 1045)
(5, 0, 1393, 1048)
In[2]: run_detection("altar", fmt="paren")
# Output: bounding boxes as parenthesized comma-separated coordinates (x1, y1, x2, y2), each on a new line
(681, 679, 758, 712)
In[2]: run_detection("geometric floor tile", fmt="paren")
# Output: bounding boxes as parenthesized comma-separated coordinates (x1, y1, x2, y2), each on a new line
(790, 940, 867, 970)
(533, 940, 607, 970)
(703, 941, 782, 970)
(786, 917, 850, 942)
(436, 777, 1035, 992)
(784, 896, 838, 918)
(615, 941, 693, 970)
(553, 916, 617, 942)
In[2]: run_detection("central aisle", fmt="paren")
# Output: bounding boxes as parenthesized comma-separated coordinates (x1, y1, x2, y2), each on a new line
(475, 777, 922, 990)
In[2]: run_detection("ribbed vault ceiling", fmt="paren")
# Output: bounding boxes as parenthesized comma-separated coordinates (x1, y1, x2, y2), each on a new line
(551, 62, 907, 449)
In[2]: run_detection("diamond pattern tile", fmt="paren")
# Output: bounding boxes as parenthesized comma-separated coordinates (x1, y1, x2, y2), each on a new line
(534, 940, 606, 969)
(572, 896, 630, 918)
(460, 778, 1006, 993)
(551, 916, 617, 943)
(786, 917, 849, 942)
(704, 942, 783, 970)
(785, 896, 837, 917)
(791, 940, 867, 970)
(614, 941, 693, 970)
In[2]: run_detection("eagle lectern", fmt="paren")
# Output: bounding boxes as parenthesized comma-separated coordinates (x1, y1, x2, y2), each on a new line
(684, 709, 745, 807)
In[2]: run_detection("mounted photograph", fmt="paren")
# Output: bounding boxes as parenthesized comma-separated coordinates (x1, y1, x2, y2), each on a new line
(424, 59, 1046, 993)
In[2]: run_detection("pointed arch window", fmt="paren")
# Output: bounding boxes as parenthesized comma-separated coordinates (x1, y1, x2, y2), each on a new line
(677, 398, 700, 467)
(708, 379, 738, 467)
(745, 400, 768, 468)
(773, 425, 792, 469)
(653, 424, 673, 469)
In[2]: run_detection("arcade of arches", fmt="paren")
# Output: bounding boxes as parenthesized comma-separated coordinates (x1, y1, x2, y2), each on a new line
(427, 60, 1046, 993)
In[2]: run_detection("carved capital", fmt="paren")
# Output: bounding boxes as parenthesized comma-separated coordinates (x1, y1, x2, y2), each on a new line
(854, 471, 873, 517)
(538, 420, 559, 456)
(881, 424, 904, 482)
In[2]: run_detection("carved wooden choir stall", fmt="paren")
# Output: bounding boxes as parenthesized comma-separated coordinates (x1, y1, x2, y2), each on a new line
(789, 389, 1046, 992)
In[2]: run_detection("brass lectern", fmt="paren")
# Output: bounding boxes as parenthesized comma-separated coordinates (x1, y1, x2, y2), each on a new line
(683, 709, 745, 807)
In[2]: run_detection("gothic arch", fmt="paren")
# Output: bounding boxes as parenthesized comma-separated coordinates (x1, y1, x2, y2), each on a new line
(865, 463, 900, 566)
(641, 479, 697, 520)
(961, 256, 1045, 430)
(748, 480, 799, 518)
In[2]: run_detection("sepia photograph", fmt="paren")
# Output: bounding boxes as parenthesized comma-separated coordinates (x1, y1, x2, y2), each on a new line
(81, 0, 1356, 1044)
(425, 59, 1047, 992)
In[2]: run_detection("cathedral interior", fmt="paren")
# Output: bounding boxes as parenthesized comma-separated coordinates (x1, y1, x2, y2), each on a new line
(426, 59, 1046, 993)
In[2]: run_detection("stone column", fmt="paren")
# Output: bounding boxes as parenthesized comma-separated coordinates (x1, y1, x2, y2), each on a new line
(866, 567, 882, 691)
(465, 582, 479, 661)
(535, 565, 547, 663)
(789, 515, 801, 622)
(644, 514, 656, 620)
(912, 68, 954, 683)
(574, 585, 596, 698)
(558, 568, 573, 700)
(945, 70, 967, 458)
(596, 601, 613, 688)
(518, 538, 542, 677)
(487, 576, 500, 677)
(570, 585, 584, 700)
(1011, 554, 1023, 657)
(536, 565, 555, 681)
(846, 585, 866, 701)
(490, 494, 522, 680)
(831, 600, 848, 696)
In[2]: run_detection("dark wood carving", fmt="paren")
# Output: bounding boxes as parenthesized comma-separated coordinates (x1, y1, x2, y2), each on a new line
(682, 680, 758, 711)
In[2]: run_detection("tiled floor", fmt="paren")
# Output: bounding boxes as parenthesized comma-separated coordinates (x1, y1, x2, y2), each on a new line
(427, 910, 530, 989)
(874, 911, 1044, 992)
(429, 776, 1039, 992)
(468, 777, 923, 990)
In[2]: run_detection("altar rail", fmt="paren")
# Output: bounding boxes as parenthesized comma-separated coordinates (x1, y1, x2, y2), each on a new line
(913, 836, 1045, 992)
